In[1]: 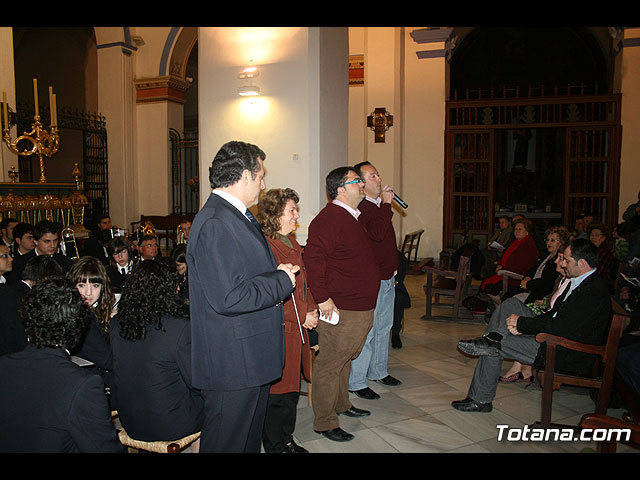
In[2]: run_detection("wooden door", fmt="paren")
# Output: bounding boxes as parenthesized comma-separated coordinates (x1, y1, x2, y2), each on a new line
(564, 126, 621, 229)
(444, 129, 494, 248)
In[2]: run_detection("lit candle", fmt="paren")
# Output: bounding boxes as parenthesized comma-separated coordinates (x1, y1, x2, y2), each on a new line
(2, 91, 7, 130)
(33, 78, 39, 116)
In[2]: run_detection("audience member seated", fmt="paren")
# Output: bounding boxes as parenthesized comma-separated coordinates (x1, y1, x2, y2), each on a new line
(622, 190, 640, 228)
(178, 219, 191, 243)
(613, 220, 640, 264)
(82, 229, 112, 266)
(170, 243, 189, 301)
(574, 213, 587, 240)
(105, 236, 135, 293)
(0, 256, 63, 356)
(485, 243, 570, 384)
(0, 276, 125, 452)
(508, 226, 569, 303)
(109, 260, 203, 449)
(0, 217, 18, 255)
(463, 218, 539, 314)
(66, 257, 117, 399)
(9, 220, 72, 283)
(11, 222, 36, 257)
(588, 223, 619, 294)
(481, 215, 514, 279)
(137, 234, 160, 261)
(0, 244, 12, 284)
(453, 239, 611, 413)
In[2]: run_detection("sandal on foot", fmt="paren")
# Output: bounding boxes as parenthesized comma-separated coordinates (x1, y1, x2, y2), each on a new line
(499, 372, 523, 383)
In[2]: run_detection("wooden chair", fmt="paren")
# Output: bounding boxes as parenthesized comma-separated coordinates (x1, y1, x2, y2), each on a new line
(579, 413, 640, 453)
(534, 313, 631, 428)
(487, 269, 524, 305)
(130, 213, 193, 251)
(110, 410, 200, 453)
(117, 428, 201, 453)
(422, 255, 473, 322)
(399, 229, 424, 266)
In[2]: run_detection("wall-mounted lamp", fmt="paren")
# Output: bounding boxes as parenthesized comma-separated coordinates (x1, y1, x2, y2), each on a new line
(237, 61, 261, 97)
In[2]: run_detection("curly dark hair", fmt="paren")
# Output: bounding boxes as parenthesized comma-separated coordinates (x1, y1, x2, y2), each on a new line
(114, 259, 189, 341)
(256, 188, 300, 239)
(66, 256, 115, 333)
(19, 276, 91, 351)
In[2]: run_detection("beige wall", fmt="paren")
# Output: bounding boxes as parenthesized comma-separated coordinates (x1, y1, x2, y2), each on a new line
(197, 27, 348, 245)
(619, 28, 640, 220)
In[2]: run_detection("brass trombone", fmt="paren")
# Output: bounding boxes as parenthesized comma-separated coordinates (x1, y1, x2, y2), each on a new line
(60, 226, 80, 260)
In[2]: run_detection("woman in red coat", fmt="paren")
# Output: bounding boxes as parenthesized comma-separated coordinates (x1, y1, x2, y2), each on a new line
(480, 218, 540, 296)
(465, 218, 540, 314)
(257, 188, 318, 453)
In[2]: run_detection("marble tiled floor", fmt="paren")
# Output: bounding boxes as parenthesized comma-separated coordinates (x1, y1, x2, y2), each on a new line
(287, 271, 640, 454)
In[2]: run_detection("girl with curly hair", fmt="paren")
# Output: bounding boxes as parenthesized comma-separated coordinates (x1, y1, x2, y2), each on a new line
(109, 260, 203, 448)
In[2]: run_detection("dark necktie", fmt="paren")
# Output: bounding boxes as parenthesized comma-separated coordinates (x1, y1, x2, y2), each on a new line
(245, 209, 262, 232)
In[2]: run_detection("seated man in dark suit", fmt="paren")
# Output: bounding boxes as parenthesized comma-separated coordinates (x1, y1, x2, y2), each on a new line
(0, 244, 12, 284)
(12, 222, 36, 257)
(9, 220, 72, 283)
(0, 276, 124, 452)
(452, 238, 612, 412)
(137, 234, 160, 261)
(0, 256, 63, 356)
(0, 217, 18, 256)
(81, 228, 112, 266)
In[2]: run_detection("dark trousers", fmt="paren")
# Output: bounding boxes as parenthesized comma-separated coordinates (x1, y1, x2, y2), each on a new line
(261, 391, 300, 452)
(199, 384, 270, 453)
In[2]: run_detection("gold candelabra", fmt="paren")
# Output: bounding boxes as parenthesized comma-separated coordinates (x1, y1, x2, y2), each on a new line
(2, 79, 59, 183)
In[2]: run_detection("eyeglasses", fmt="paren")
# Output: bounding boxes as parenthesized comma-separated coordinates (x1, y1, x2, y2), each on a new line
(340, 178, 364, 187)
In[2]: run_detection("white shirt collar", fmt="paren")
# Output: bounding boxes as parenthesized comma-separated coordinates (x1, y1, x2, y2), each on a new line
(365, 196, 382, 207)
(0, 275, 5, 284)
(567, 268, 596, 295)
(213, 190, 251, 218)
(332, 199, 361, 219)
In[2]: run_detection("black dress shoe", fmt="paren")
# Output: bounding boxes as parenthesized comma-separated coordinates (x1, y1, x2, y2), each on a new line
(281, 440, 309, 453)
(451, 397, 493, 412)
(458, 336, 501, 357)
(338, 406, 371, 417)
(349, 387, 380, 400)
(391, 333, 403, 349)
(314, 427, 354, 442)
(374, 375, 402, 386)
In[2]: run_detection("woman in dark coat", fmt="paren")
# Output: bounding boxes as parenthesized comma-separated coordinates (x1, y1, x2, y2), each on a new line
(109, 260, 203, 450)
(67, 256, 116, 396)
(257, 188, 318, 453)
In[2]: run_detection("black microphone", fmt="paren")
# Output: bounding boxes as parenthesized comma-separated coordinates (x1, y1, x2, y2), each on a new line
(393, 193, 408, 209)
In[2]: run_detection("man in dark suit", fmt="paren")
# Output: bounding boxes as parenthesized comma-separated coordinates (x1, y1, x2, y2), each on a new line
(9, 219, 72, 283)
(186, 140, 298, 453)
(452, 238, 612, 412)
(0, 256, 63, 356)
(0, 276, 124, 452)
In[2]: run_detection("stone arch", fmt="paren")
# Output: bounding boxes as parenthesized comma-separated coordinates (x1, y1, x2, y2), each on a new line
(448, 27, 612, 98)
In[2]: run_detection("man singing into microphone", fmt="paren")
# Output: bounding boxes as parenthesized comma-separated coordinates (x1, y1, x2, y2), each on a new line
(348, 161, 403, 401)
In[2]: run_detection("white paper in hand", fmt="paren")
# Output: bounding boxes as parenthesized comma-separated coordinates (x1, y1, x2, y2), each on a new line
(319, 310, 339, 325)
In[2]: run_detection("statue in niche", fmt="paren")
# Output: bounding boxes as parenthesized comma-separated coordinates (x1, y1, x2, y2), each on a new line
(512, 128, 532, 170)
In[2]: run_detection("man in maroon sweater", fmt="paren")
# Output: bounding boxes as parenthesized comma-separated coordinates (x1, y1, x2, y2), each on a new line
(304, 166, 381, 442)
(348, 161, 402, 401)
